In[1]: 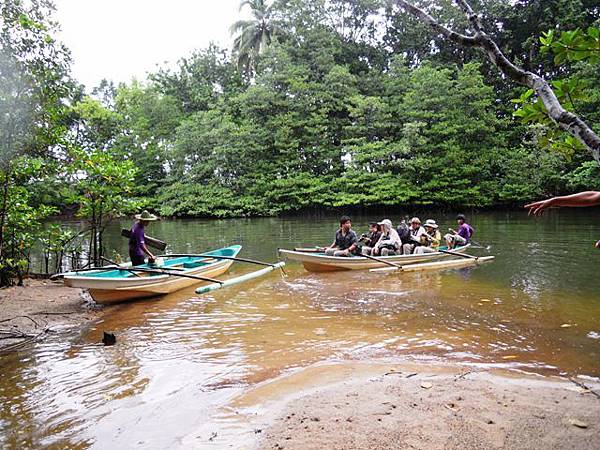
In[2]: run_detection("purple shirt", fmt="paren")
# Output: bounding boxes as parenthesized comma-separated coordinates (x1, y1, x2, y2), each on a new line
(457, 223, 473, 241)
(128, 222, 145, 258)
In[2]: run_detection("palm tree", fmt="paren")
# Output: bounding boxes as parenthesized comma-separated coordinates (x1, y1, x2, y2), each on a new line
(230, 0, 278, 74)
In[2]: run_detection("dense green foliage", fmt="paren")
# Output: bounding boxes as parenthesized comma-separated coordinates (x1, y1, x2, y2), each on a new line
(126, 0, 599, 217)
(0, 1, 144, 283)
(2, 0, 600, 284)
(0, 0, 74, 284)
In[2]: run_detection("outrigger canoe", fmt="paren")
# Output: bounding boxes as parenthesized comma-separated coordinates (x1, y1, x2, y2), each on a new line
(278, 245, 471, 272)
(64, 245, 242, 304)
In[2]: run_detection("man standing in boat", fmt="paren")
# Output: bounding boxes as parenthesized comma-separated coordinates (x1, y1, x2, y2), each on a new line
(323, 216, 358, 257)
(129, 210, 158, 266)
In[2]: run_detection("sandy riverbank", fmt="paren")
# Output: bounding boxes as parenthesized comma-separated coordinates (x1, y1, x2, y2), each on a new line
(233, 362, 600, 450)
(0, 279, 101, 354)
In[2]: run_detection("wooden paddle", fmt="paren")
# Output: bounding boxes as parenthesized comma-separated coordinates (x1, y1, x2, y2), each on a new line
(121, 228, 167, 251)
(437, 248, 479, 260)
(294, 246, 403, 270)
(360, 251, 404, 270)
(55, 261, 224, 285)
(99, 256, 223, 284)
(158, 253, 279, 268)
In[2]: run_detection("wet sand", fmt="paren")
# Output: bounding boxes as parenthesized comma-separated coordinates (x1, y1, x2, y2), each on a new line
(243, 362, 600, 450)
(0, 279, 101, 353)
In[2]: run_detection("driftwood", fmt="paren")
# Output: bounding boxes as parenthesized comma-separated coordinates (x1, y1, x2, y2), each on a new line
(569, 377, 600, 400)
(0, 315, 41, 327)
(393, 0, 600, 164)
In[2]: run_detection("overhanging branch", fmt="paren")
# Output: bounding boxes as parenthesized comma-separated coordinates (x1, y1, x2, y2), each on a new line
(392, 0, 600, 165)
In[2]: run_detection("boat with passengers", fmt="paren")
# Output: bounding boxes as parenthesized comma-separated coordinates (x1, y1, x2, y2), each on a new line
(278, 245, 471, 272)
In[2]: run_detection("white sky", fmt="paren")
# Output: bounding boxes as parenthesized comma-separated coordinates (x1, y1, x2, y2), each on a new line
(53, 0, 246, 89)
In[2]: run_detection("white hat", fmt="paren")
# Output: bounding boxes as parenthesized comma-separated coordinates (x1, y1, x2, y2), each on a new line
(377, 219, 393, 228)
(424, 219, 438, 229)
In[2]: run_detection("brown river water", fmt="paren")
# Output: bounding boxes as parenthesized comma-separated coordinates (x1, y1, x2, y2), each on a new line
(1, 211, 599, 448)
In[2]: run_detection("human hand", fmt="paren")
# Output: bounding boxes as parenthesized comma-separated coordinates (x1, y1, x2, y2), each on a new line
(524, 198, 554, 216)
(148, 256, 156, 264)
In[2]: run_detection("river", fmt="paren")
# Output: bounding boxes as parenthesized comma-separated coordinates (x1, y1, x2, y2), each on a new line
(1, 210, 599, 448)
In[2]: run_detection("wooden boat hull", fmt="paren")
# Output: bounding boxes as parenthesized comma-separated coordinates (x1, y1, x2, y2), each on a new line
(278, 245, 470, 272)
(64, 246, 241, 304)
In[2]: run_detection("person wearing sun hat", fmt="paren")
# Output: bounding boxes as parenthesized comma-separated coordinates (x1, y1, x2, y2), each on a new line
(373, 219, 402, 256)
(402, 217, 427, 255)
(414, 219, 442, 254)
(128, 210, 158, 266)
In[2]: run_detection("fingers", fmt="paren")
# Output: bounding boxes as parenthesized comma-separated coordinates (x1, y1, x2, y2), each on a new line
(523, 201, 540, 209)
(525, 200, 548, 216)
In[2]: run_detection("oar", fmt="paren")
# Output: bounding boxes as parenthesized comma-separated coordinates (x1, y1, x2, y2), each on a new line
(119, 267, 224, 285)
(51, 266, 118, 279)
(294, 246, 403, 271)
(101, 256, 141, 277)
(470, 239, 491, 251)
(157, 253, 277, 268)
(437, 249, 479, 260)
(360, 252, 404, 270)
(100, 256, 223, 284)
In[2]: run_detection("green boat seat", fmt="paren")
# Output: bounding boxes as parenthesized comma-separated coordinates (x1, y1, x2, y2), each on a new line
(183, 260, 205, 269)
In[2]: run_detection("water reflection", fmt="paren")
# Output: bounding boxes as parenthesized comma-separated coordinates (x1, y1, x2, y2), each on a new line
(2, 210, 600, 448)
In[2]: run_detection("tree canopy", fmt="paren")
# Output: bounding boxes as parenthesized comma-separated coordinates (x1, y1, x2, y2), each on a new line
(2, 0, 600, 284)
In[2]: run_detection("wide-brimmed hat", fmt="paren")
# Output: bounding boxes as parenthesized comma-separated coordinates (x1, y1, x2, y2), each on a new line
(135, 210, 158, 221)
(377, 219, 393, 228)
(424, 219, 438, 229)
(410, 217, 421, 225)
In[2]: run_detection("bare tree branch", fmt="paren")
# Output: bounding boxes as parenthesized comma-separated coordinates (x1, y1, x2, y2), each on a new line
(393, 0, 600, 165)
(394, 0, 478, 48)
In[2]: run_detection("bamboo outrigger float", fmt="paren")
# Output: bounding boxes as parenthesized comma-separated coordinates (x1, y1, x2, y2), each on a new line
(278, 245, 472, 272)
(62, 245, 285, 304)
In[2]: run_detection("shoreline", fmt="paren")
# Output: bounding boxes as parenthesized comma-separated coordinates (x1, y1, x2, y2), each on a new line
(227, 361, 600, 450)
(0, 279, 102, 354)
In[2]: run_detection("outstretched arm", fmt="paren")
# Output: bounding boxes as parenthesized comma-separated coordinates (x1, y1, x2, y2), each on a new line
(525, 191, 600, 216)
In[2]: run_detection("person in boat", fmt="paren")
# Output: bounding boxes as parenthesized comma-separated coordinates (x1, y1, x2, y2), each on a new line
(402, 217, 427, 255)
(396, 218, 410, 245)
(129, 210, 158, 266)
(359, 222, 382, 256)
(525, 191, 600, 248)
(323, 216, 358, 257)
(444, 214, 474, 249)
(373, 219, 402, 256)
(414, 219, 442, 254)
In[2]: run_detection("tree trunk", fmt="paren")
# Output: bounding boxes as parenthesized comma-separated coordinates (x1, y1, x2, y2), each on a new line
(0, 168, 10, 262)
